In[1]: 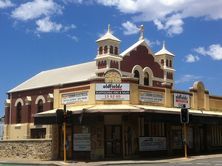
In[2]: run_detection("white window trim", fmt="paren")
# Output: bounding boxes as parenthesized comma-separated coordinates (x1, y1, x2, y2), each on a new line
(132, 65, 144, 85)
(14, 98, 24, 107)
(35, 95, 46, 104)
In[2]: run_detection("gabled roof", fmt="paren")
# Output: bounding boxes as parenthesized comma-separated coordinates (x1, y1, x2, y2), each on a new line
(96, 25, 120, 42)
(9, 61, 97, 93)
(120, 39, 152, 56)
(155, 42, 174, 56)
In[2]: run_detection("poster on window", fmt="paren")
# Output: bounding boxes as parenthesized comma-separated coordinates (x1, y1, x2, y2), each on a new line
(62, 91, 88, 104)
(140, 91, 164, 104)
(95, 83, 130, 100)
(174, 93, 190, 108)
(139, 137, 166, 151)
(73, 133, 91, 151)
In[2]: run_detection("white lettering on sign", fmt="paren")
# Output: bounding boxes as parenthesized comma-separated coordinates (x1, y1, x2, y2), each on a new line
(62, 91, 88, 104)
(140, 91, 164, 103)
(174, 93, 190, 108)
(139, 137, 166, 151)
(73, 133, 91, 151)
(95, 83, 130, 100)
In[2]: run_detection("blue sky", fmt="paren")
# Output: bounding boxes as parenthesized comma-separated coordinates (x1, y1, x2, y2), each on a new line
(0, 0, 222, 116)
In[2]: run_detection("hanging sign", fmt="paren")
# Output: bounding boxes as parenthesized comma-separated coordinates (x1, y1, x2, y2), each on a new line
(62, 91, 88, 104)
(95, 83, 130, 100)
(73, 133, 91, 151)
(140, 91, 164, 104)
(139, 137, 166, 151)
(174, 93, 190, 108)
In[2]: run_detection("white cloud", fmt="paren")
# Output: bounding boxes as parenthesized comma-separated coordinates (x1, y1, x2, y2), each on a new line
(175, 74, 202, 84)
(0, 0, 14, 9)
(145, 38, 160, 47)
(96, 0, 222, 35)
(11, 0, 62, 21)
(36, 17, 62, 33)
(67, 34, 79, 42)
(64, 24, 76, 32)
(154, 14, 184, 36)
(122, 21, 139, 35)
(185, 54, 200, 63)
(195, 44, 222, 60)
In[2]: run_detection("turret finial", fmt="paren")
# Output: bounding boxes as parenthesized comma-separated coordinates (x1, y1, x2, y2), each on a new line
(108, 24, 111, 33)
(139, 24, 144, 40)
(163, 41, 166, 49)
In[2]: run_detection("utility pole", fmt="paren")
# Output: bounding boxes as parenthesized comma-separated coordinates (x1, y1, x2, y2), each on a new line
(183, 123, 188, 158)
(180, 104, 189, 158)
(63, 104, 67, 162)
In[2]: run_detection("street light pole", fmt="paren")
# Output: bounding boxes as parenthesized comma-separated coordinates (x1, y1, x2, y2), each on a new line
(183, 123, 188, 158)
(63, 104, 67, 162)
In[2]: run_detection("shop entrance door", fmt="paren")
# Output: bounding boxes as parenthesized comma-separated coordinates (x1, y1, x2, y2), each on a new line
(105, 125, 122, 158)
(200, 126, 206, 152)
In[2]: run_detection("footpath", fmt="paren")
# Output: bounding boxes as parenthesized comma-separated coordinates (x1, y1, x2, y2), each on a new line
(1, 154, 222, 166)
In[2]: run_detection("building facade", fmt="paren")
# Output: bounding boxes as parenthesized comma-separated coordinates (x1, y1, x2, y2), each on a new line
(3, 25, 222, 160)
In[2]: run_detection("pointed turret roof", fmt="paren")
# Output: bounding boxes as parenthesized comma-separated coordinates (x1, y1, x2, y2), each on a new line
(155, 42, 174, 56)
(96, 24, 120, 42)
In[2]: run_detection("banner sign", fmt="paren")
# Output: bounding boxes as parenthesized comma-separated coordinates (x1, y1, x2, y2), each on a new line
(95, 83, 130, 100)
(174, 93, 190, 108)
(73, 133, 91, 151)
(62, 91, 88, 104)
(139, 137, 166, 151)
(140, 91, 164, 103)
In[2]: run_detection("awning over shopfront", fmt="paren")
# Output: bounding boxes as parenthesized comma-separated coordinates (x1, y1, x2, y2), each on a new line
(85, 104, 143, 113)
(135, 105, 222, 117)
(34, 104, 222, 125)
(34, 105, 95, 118)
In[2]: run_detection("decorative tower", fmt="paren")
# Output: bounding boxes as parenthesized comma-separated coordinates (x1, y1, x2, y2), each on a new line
(95, 25, 122, 76)
(155, 42, 175, 87)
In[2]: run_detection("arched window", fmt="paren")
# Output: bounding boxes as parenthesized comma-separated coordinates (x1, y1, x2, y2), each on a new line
(161, 59, 164, 66)
(144, 72, 149, 86)
(37, 99, 43, 113)
(166, 59, 169, 67)
(99, 46, 103, 54)
(16, 102, 22, 123)
(110, 46, 113, 54)
(134, 70, 140, 84)
(104, 46, 108, 54)
(114, 47, 118, 55)
(169, 60, 172, 67)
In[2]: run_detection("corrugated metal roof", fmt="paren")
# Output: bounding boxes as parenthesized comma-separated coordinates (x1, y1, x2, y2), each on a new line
(9, 61, 97, 93)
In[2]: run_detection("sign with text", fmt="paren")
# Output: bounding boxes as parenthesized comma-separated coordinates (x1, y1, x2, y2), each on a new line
(62, 91, 88, 104)
(174, 93, 190, 108)
(140, 91, 164, 104)
(139, 137, 166, 151)
(73, 133, 91, 151)
(95, 83, 130, 100)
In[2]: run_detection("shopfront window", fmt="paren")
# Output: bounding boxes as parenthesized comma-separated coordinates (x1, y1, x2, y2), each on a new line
(30, 128, 46, 139)
(144, 122, 165, 137)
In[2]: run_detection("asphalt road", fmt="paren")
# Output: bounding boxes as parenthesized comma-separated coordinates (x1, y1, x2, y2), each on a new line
(105, 157, 222, 166)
